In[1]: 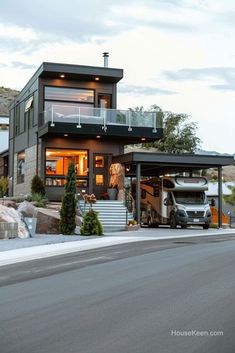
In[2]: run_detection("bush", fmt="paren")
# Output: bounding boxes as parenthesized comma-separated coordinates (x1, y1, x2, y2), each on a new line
(31, 193, 47, 207)
(0, 177, 8, 197)
(80, 209, 103, 236)
(31, 175, 46, 196)
(60, 192, 76, 235)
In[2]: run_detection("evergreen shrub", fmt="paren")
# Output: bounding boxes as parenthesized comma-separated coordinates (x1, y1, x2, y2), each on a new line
(80, 209, 103, 236)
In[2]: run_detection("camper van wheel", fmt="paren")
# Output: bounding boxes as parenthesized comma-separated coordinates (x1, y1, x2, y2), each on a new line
(170, 215, 177, 229)
(181, 225, 187, 229)
(203, 224, 209, 230)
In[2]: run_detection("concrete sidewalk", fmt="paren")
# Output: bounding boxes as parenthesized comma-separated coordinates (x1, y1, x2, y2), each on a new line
(0, 228, 234, 267)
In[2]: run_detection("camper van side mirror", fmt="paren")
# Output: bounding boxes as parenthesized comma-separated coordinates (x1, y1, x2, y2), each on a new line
(164, 198, 169, 206)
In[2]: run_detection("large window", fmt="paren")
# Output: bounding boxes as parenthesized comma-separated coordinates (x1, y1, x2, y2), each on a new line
(17, 151, 25, 184)
(44, 87, 94, 103)
(45, 149, 88, 187)
(24, 96, 34, 129)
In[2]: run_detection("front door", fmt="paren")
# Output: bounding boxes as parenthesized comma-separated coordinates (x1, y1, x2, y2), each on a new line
(93, 154, 112, 199)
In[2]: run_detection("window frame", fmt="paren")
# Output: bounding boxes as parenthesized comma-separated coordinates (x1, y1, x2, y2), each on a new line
(44, 147, 89, 187)
(43, 85, 95, 108)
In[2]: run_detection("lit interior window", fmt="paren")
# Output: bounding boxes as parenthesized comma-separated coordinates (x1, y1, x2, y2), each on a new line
(95, 156, 104, 168)
(96, 175, 104, 186)
(45, 149, 88, 176)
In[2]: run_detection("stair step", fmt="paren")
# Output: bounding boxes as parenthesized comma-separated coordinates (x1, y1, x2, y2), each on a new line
(79, 200, 133, 232)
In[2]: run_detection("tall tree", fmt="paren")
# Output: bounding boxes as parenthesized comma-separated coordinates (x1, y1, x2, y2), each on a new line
(60, 163, 76, 235)
(142, 105, 201, 154)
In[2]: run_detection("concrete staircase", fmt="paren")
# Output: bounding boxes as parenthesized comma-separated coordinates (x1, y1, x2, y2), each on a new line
(79, 200, 133, 232)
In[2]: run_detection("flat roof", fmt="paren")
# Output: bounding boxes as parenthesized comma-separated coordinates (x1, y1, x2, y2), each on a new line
(113, 152, 234, 176)
(40, 62, 123, 83)
(9, 62, 123, 109)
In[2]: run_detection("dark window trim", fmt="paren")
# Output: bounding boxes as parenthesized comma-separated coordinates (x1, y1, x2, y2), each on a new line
(43, 85, 95, 106)
(97, 93, 112, 108)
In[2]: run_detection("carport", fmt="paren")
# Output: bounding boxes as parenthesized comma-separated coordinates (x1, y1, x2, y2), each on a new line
(113, 152, 234, 228)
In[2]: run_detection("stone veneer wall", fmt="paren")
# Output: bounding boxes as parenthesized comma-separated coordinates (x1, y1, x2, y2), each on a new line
(13, 145, 37, 196)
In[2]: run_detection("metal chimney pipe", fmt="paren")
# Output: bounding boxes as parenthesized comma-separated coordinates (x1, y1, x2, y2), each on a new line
(103, 52, 109, 67)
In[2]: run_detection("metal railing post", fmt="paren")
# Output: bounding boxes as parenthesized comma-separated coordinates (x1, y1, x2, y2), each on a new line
(152, 112, 157, 133)
(50, 105, 55, 127)
(76, 106, 81, 128)
(102, 108, 107, 132)
(128, 110, 132, 131)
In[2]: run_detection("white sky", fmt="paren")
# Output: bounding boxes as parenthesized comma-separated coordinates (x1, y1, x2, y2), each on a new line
(0, 0, 234, 153)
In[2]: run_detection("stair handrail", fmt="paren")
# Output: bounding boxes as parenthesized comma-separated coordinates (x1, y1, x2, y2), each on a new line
(124, 188, 135, 214)
(77, 189, 87, 215)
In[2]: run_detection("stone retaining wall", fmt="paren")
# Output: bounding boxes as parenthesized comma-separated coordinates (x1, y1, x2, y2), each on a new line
(0, 222, 18, 239)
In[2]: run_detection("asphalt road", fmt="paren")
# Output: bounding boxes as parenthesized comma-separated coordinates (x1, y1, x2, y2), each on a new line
(1, 235, 235, 353)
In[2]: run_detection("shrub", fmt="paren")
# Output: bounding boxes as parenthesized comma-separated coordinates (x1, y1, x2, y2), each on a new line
(60, 163, 77, 235)
(31, 175, 46, 196)
(60, 192, 76, 235)
(80, 209, 103, 236)
(31, 193, 47, 208)
(0, 177, 8, 197)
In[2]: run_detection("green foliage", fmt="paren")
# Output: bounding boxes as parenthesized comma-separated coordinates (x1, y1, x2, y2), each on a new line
(60, 192, 76, 235)
(31, 175, 46, 196)
(223, 186, 235, 206)
(60, 162, 77, 235)
(80, 209, 103, 236)
(142, 105, 201, 153)
(116, 112, 126, 124)
(31, 193, 47, 207)
(65, 163, 76, 193)
(0, 177, 8, 197)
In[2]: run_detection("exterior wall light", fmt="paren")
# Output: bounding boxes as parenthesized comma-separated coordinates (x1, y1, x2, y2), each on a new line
(60, 74, 65, 78)
(64, 134, 68, 137)
(95, 77, 100, 81)
(96, 135, 101, 139)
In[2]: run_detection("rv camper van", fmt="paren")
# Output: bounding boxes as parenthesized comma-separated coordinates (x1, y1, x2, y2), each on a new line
(140, 176, 211, 229)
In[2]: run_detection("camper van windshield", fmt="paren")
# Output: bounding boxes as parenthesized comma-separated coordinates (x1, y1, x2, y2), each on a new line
(173, 191, 206, 205)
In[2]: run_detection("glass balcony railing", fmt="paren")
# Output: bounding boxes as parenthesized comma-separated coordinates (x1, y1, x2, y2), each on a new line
(41, 104, 162, 132)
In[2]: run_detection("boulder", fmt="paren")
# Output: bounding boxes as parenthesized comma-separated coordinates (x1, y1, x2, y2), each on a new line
(36, 208, 60, 234)
(2, 200, 17, 209)
(18, 201, 38, 218)
(0, 204, 29, 238)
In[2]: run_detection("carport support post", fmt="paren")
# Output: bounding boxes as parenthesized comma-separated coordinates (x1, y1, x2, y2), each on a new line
(136, 163, 141, 224)
(218, 166, 223, 228)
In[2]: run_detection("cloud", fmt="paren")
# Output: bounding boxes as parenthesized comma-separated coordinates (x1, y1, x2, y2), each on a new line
(118, 84, 176, 96)
(0, 0, 196, 50)
(164, 67, 235, 91)
(0, 61, 37, 69)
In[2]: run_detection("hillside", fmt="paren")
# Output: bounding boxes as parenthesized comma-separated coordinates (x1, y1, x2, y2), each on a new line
(0, 87, 19, 115)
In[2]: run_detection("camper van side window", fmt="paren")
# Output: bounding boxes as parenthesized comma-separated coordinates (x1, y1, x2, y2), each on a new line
(163, 180, 174, 188)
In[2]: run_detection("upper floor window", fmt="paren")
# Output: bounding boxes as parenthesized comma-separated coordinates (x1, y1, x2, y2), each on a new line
(44, 87, 94, 104)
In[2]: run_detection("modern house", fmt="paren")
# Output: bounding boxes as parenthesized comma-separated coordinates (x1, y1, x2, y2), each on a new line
(8, 58, 163, 200)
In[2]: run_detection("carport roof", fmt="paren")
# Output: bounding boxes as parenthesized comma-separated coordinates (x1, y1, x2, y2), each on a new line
(113, 152, 234, 176)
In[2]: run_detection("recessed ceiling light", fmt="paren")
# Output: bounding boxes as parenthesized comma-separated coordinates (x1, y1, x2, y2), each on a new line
(95, 77, 100, 81)
(60, 74, 65, 78)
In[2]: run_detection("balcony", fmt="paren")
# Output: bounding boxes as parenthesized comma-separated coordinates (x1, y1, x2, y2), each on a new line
(39, 104, 163, 142)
